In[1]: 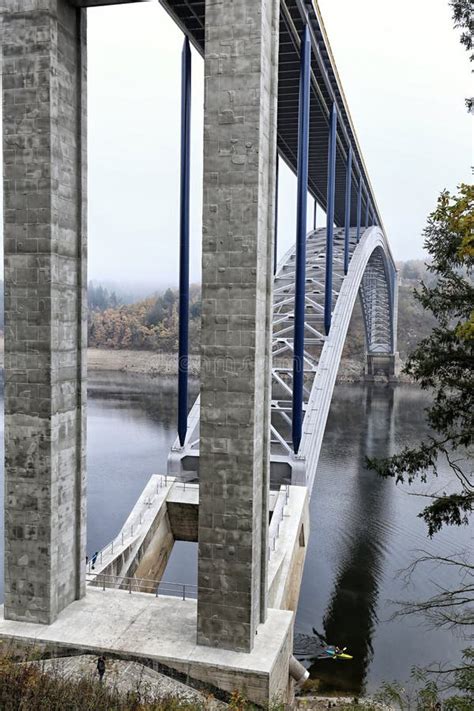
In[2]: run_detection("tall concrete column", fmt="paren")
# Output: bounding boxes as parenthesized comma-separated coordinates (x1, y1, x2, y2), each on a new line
(1, 0, 87, 624)
(198, 0, 279, 652)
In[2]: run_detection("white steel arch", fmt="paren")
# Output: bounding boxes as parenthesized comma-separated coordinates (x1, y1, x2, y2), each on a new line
(168, 226, 398, 493)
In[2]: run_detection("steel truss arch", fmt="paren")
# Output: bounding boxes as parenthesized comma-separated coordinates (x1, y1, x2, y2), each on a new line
(168, 226, 398, 493)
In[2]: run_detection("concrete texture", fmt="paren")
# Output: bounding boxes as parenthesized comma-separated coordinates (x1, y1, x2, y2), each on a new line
(267, 487, 309, 612)
(131, 505, 174, 583)
(1, 0, 87, 624)
(198, 0, 280, 653)
(167, 500, 199, 542)
(0, 589, 293, 707)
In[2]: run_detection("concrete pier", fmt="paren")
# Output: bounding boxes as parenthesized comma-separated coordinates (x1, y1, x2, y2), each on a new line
(1, 0, 87, 624)
(365, 353, 400, 380)
(198, 0, 280, 653)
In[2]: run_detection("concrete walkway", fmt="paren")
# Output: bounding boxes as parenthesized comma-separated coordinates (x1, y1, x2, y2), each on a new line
(0, 588, 293, 706)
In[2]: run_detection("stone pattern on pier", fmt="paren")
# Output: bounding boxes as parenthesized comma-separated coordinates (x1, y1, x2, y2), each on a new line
(197, 0, 280, 652)
(1, 0, 87, 623)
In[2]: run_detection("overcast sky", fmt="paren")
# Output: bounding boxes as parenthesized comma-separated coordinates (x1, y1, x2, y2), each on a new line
(2, 0, 473, 289)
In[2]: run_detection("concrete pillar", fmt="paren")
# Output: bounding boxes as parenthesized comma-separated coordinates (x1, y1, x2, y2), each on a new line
(1, 0, 87, 624)
(365, 353, 400, 380)
(197, 0, 279, 653)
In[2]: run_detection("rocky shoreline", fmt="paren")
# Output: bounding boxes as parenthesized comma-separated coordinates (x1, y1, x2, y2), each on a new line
(87, 348, 201, 378)
(86, 350, 409, 384)
(0, 342, 410, 384)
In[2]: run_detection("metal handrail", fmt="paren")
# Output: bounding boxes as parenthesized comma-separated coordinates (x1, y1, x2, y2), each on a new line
(87, 475, 170, 573)
(86, 572, 197, 600)
(87, 477, 200, 575)
(269, 484, 290, 557)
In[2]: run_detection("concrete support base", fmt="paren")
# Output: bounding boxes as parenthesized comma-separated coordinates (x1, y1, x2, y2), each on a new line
(0, 591, 293, 707)
(365, 353, 400, 381)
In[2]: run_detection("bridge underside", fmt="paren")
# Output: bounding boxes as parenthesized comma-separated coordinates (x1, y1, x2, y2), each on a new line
(158, 0, 379, 226)
(72, 0, 381, 225)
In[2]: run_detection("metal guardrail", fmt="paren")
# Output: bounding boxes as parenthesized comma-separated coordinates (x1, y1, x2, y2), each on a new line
(87, 475, 170, 573)
(87, 478, 200, 574)
(269, 484, 290, 557)
(86, 572, 197, 600)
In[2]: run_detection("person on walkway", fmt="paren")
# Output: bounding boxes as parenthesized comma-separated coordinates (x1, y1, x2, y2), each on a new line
(97, 655, 106, 682)
(91, 551, 99, 570)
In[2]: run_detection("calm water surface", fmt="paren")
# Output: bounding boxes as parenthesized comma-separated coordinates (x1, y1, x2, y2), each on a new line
(0, 372, 470, 694)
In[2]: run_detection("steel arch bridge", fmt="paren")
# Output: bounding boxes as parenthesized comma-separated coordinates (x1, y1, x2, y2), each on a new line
(168, 224, 398, 491)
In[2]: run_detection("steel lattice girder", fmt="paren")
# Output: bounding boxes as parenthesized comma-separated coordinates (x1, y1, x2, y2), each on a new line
(168, 226, 397, 490)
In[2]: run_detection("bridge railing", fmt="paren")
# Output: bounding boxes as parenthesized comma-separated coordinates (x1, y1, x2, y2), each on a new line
(269, 484, 290, 557)
(86, 572, 198, 600)
(87, 474, 171, 573)
(87, 477, 201, 576)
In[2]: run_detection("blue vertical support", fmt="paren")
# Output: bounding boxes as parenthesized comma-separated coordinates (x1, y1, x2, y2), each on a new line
(356, 178, 362, 242)
(324, 103, 338, 336)
(313, 199, 317, 231)
(365, 193, 369, 229)
(178, 37, 191, 447)
(292, 25, 311, 455)
(274, 153, 279, 275)
(343, 146, 352, 275)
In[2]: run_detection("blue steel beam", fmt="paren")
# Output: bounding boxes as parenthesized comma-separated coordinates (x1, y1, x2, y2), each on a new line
(365, 194, 370, 230)
(356, 179, 362, 243)
(324, 103, 338, 336)
(313, 199, 317, 231)
(178, 37, 191, 447)
(159, 0, 383, 229)
(343, 145, 352, 275)
(292, 24, 311, 455)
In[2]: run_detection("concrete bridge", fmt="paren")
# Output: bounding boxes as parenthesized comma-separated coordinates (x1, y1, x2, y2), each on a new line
(0, 0, 398, 705)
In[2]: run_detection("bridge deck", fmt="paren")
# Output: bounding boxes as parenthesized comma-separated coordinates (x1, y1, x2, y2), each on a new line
(158, 0, 379, 227)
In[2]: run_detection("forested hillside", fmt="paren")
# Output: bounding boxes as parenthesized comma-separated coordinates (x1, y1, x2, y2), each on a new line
(88, 284, 202, 353)
(0, 261, 436, 361)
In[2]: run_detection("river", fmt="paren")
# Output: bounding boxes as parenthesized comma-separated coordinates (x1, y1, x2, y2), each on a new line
(0, 371, 470, 695)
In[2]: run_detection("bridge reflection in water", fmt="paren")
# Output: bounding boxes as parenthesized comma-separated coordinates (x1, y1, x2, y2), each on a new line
(297, 385, 396, 695)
